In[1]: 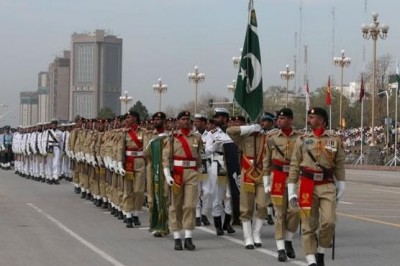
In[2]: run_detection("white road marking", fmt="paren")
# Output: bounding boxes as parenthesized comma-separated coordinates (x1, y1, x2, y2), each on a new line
(338, 201, 353, 205)
(197, 226, 308, 266)
(27, 203, 127, 266)
(372, 189, 400, 194)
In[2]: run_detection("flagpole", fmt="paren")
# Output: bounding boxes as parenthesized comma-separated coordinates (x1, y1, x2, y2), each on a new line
(329, 105, 332, 132)
(354, 76, 365, 165)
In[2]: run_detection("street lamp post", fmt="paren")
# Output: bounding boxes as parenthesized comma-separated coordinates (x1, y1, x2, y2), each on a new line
(119, 90, 133, 114)
(152, 78, 168, 112)
(232, 48, 242, 69)
(362, 12, 389, 146)
(188, 66, 205, 115)
(227, 79, 236, 116)
(279, 65, 295, 107)
(334, 50, 351, 129)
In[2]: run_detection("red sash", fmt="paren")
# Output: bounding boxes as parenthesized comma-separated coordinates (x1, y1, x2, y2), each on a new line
(125, 130, 143, 178)
(270, 159, 289, 206)
(172, 134, 196, 193)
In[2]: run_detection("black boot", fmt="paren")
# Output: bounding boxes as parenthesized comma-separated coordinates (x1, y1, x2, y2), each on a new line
(54, 179, 60, 185)
(277, 250, 288, 262)
(126, 218, 133, 228)
(316, 253, 325, 266)
(96, 199, 102, 207)
(174, 239, 183, 251)
(110, 207, 116, 215)
(213, 216, 224, 236)
(118, 211, 124, 220)
(102, 201, 108, 209)
(132, 216, 141, 226)
(222, 214, 236, 234)
(86, 193, 91, 200)
(195, 217, 201, 226)
(184, 238, 196, 250)
(285, 240, 296, 259)
(201, 215, 210, 226)
(266, 214, 274, 225)
(81, 191, 86, 199)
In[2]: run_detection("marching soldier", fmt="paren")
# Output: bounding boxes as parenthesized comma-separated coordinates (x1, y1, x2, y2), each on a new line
(45, 119, 63, 184)
(144, 111, 170, 237)
(162, 111, 202, 251)
(288, 107, 346, 266)
(2, 125, 13, 170)
(205, 108, 236, 236)
(118, 111, 146, 228)
(227, 121, 267, 249)
(264, 108, 300, 262)
(69, 117, 84, 193)
(94, 119, 108, 208)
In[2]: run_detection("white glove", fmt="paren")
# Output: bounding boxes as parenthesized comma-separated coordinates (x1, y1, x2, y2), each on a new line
(70, 151, 74, 158)
(96, 155, 103, 168)
(211, 140, 223, 152)
(163, 167, 174, 186)
(43, 151, 47, 156)
(158, 133, 168, 138)
(85, 153, 91, 163)
(117, 161, 125, 176)
(0, 145, 4, 151)
(110, 161, 117, 172)
(90, 155, 97, 167)
(287, 183, 298, 208)
(240, 124, 261, 136)
(263, 175, 271, 194)
(336, 181, 346, 201)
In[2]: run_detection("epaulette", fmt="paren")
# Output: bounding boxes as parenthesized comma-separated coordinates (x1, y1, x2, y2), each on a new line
(210, 128, 217, 134)
(266, 128, 279, 137)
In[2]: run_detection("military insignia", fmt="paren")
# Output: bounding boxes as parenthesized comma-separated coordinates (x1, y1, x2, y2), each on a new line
(301, 193, 310, 204)
(274, 183, 282, 193)
(325, 139, 337, 152)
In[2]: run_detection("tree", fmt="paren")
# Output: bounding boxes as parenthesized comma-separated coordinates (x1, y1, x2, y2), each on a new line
(129, 101, 150, 121)
(97, 107, 115, 119)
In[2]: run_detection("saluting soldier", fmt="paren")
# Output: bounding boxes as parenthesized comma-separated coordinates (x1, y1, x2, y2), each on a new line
(227, 121, 267, 249)
(162, 111, 202, 251)
(288, 107, 346, 266)
(263, 108, 300, 262)
(118, 111, 146, 228)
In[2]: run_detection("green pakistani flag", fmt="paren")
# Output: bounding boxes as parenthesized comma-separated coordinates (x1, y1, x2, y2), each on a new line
(234, 1, 263, 122)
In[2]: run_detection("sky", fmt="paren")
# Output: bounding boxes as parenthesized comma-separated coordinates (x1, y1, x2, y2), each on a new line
(1, 0, 400, 126)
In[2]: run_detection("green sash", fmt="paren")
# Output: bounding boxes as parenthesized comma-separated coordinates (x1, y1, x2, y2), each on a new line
(149, 138, 169, 236)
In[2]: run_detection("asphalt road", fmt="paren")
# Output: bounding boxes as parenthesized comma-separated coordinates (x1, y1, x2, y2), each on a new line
(0, 168, 399, 266)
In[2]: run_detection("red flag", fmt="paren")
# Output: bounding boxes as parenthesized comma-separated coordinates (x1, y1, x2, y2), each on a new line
(359, 74, 365, 102)
(325, 76, 332, 106)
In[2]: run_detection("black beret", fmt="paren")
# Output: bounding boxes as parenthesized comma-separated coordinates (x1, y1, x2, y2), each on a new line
(261, 112, 275, 121)
(277, 108, 293, 118)
(206, 118, 215, 124)
(308, 107, 328, 121)
(177, 111, 190, 120)
(235, 115, 246, 123)
(4, 125, 10, 129)
(152, 112, 166, 120)
(126, 110, 140, 120)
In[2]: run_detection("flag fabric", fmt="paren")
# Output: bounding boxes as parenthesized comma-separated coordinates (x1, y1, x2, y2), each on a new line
(305, 80, 310, 111)
(359, 73, 365, 102)
(325, 76, 332, 106)
(234, 0, 263, 123)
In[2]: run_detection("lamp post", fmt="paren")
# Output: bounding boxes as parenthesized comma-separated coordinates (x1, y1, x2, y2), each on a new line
(232, 48, 243, 69)
(188, 66, 205, 115)
(279, 64, 295, 107)
(119, 90, 133, 114)
(362, 12, 389, 146)
(152, 78, 168, 112)
(227, 79, 236, 116)
(334, 50, 351, 129)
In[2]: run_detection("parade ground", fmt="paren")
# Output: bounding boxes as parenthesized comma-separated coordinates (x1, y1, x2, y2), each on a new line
(0, 168, 399, 266)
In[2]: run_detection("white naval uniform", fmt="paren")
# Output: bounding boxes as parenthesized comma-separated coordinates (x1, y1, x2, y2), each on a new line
(196, 130, 212, 219)
(205, 127, 233, 217)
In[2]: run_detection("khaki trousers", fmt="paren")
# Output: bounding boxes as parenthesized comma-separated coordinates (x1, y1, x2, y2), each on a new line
(169, 169, 198, 231)
(240, 179, 267, 221)
(301, 182, 336, 255)
(274, 188, 300, 240)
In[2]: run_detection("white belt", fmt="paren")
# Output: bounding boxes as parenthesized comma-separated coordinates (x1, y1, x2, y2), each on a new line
(213, 155, 224, 161)
(173, 160, 197, 167)
(125, 151, 143, 157)
(201, 154, 209, 160)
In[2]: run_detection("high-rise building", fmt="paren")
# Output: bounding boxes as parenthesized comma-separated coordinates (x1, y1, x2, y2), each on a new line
(37, 71, 50, 123)
(48, 51, 70, 121)
(20, 91, 38, 126)
(70, 30, 122, 119)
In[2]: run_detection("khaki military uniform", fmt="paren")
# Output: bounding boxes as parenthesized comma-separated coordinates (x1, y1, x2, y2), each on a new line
(117, 126, 146, 215)
(288, 130, 345, 255)
(264, 129, 300, 241)
(82, 129, 94, 193)
(162, 129, 202, 231)
(227, 126, 267, 221)
(102, 130, 114, 204)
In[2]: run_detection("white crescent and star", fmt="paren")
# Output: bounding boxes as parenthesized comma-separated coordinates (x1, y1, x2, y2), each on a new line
(240, 52, 262, 93)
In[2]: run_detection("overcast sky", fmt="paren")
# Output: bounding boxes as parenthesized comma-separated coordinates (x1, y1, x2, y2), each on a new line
(1, 0, 399, 126)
